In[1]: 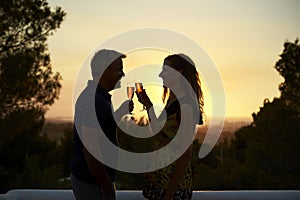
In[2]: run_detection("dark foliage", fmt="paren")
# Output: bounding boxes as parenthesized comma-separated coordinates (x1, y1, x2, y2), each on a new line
(0, 0, 66, 193)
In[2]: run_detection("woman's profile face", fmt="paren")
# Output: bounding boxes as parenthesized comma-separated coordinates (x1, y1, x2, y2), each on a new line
(159, 60, 181, 87)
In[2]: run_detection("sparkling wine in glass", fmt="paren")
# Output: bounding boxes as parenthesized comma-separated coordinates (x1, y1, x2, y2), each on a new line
(135, 81, 143, 94)
(127, 82, 135, 114)
(135, 80, 146, 111)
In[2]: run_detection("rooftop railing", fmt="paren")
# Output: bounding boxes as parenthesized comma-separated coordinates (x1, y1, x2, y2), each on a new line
(1, 190, 300, 200)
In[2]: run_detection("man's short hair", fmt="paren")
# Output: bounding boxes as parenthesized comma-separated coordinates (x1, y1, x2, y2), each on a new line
(91, 49, 126, 80)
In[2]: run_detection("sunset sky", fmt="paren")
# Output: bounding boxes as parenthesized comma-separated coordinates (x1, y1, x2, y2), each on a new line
(46, 0, 300, 121)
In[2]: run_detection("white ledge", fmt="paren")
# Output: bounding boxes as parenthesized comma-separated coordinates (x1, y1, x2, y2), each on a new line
(0, 190, 300, 200)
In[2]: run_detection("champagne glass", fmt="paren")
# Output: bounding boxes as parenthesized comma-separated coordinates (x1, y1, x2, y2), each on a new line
(127, 82, 135, 114)
(135, 80, 146, 111)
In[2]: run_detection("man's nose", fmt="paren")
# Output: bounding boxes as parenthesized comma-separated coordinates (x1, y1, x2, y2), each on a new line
(121, 71, 125, 77)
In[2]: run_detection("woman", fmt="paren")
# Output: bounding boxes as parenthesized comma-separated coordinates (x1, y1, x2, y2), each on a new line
(136, 54, 204, 200)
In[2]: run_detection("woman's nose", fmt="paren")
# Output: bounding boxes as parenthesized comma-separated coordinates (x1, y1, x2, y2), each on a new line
(159, 71, 163, 77)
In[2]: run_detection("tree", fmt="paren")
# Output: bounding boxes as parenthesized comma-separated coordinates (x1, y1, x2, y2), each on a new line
(0, 0, 65, 118)
(190, 39, 300, 189)
(275, 39, 300, 111)
(220, 39, 300, 189)
(0, 0, 65, 153)
(0, 0, 66, 192)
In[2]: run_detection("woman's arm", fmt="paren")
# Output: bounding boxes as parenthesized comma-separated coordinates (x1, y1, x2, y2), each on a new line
(164, 146, 192, 200)
(163, 104, 195, 200)
(136, 90, 162, 133)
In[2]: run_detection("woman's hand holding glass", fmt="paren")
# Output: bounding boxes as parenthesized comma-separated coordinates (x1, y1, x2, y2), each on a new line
(135, 80, 147, 111)
(136, 88, 153, 111)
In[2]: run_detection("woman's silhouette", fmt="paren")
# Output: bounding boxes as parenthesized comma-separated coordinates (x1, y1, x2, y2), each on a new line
(137, 54, 204, 200)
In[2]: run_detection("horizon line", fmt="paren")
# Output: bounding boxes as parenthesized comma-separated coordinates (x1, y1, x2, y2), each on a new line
(45, 115, 253, 122)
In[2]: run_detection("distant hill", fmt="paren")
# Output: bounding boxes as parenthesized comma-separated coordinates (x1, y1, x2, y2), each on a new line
(41, 118, 73, 144)
(43, 116, 251, 144)
(195, 119, 251, 144)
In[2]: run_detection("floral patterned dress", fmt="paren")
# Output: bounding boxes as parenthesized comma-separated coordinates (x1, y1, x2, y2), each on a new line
(142, 98, 198, 200)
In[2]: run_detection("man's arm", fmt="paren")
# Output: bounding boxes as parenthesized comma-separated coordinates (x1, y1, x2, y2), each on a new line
(114, 100, 133, 122)
(82, 147, 113, 196)
(81, 126, 114, 197)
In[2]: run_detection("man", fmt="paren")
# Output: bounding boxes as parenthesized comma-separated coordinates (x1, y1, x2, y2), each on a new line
(71, 49, 133, 200)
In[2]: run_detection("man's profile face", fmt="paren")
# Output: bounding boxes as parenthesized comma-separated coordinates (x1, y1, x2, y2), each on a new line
(103, 57, 125, 90)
